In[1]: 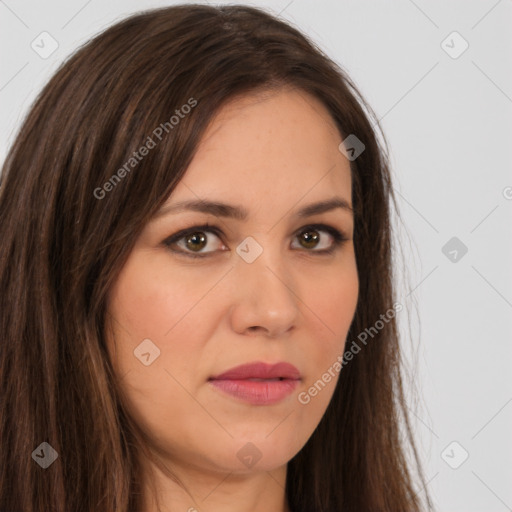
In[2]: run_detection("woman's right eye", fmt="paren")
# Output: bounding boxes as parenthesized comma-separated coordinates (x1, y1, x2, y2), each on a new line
(163, 224, 226, 258)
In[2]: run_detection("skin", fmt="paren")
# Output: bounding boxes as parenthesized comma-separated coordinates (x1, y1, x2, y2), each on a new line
(106, 86, 359, 512)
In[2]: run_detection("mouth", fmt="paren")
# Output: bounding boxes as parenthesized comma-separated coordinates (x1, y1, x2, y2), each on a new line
(209, 361, 301, 381)
(208, 361, 301, 405)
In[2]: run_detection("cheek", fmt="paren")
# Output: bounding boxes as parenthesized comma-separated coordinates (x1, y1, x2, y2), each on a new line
(106, 250, 231, 393)
(305, 261, 359, 344)
(299, 263, 358, 389)
(105, 260, 213, 439)
(108, 252, 215, 346)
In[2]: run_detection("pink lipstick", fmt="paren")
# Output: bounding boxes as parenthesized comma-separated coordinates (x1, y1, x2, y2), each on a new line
(208, 361, 301, 405)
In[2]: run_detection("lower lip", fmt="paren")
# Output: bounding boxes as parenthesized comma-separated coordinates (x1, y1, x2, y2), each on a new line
(209, 378, 299, 405)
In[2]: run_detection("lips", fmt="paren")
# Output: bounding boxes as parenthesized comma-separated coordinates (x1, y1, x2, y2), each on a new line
(210, 361, 301, 381)
(209, 362, 301, 405)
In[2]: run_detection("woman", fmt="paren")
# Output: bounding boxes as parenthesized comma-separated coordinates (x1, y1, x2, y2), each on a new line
(0, 4, 432, 512)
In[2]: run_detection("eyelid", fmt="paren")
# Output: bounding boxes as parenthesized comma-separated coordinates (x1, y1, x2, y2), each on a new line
(162, 222, 350, 258)
(163, 222, 223, 247)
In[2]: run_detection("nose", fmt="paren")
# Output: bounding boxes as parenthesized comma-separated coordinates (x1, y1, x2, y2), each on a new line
(228, 242, 301, 338)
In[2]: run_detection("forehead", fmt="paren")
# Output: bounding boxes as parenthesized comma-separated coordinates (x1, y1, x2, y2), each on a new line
(168, 88, 352, 210)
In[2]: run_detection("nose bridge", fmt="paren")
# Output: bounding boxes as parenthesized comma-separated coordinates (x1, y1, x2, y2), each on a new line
(235, 233, 289, 289)
(229, 233, 300, 335)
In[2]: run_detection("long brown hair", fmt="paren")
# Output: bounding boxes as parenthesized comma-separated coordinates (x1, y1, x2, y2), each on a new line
(0, 4, 432, 511)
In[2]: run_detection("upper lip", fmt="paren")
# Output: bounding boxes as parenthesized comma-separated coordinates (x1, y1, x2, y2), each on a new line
(209, 361, 301, 380)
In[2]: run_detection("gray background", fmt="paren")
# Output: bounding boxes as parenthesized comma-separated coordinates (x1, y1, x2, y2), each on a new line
(1, 1, 511, 510)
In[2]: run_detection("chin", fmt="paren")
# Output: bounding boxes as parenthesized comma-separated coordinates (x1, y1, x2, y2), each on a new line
(218, 433, 304, 473)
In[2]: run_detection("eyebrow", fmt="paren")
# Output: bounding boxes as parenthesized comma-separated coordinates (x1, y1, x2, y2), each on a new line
(155, 197, 353, 220)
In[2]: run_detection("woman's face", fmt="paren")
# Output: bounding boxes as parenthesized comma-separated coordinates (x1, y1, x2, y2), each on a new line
(106, 87, 359, 477)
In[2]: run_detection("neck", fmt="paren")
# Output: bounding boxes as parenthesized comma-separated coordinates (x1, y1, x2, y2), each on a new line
(139, 451, 291, 512)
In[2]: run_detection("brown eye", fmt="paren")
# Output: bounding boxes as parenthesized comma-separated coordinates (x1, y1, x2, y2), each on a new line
(163, 225, 225, 258)
(298, 229, 321, 250)
(183, 232, 208, 252)
(291, 225, 345, 253)
(164, 223, 347, 259)
(177, 230, 224, 254)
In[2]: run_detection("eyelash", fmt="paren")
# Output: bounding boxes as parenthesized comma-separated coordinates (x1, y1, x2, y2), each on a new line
(162, 223, 349, 259)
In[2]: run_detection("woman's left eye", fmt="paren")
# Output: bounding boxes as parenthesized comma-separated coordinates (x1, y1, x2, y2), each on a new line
(162, 223, 349, 259)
